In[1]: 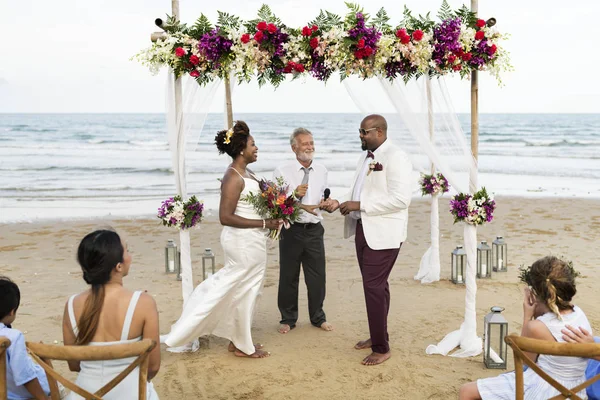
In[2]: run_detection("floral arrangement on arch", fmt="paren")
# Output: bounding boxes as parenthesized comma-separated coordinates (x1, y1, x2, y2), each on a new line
(449, 187, 495, 225)
(158, 195, 204, 229)
(133, 2, 512, 87)
(242, 176, 301, 240)
(420, 172, 449, 196)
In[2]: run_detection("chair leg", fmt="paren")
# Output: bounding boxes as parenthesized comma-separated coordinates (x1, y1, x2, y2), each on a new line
(514, 355, 524, 400)
(139, 354, 149, 400)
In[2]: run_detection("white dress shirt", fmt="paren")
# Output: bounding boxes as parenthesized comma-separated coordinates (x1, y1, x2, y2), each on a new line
(273, 159, 327, 224)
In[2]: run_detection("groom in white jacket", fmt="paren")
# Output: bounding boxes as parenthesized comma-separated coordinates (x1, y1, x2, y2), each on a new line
(321, 114, 413, 365)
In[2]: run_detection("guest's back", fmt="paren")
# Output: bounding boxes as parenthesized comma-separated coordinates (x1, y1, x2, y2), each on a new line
(62, 229, 160, 399)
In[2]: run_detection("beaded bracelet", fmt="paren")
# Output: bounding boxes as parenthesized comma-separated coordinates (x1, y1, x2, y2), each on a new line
(262, 219, 266, 229)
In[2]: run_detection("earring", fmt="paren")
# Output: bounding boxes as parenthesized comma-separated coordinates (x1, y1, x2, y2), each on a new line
(241, 152, 244, 155)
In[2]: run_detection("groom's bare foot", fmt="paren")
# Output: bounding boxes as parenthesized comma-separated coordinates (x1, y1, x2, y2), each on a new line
(354, 338, 372, 350)
(320, 322, 334, 331)
(361, 351, 391, 366)
(278, 324, 294, 334)
(234, 349, 271, 358)
(228, 342, 263, 352)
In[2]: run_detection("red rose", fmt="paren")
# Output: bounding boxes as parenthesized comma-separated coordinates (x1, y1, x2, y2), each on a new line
(400, 34, 410, 45)
(302, 26, 312, 36)
(175, 47, 186, 57)
(476, 19, 486, 28)
(456, 48, 464, 57)
(412, 29, 424, 41)
(256, 21, 267, 31)
(461, 52, 472, 61)
(489, 44, 497, 55)
(190, 70, 200, 77)
(395, 28, 407, 39)
(294, 63, 305, 73)
(309, 37, 319, 49)
(363, 46, 373, 57)
(357, 39, 365, 49)
(240, 33, 250, 44)
(452, 64, 462, 71)
(448, 55, 456, 64)
(189, 55, 199, 65)
(283, 65, 293, 73)
(475, 31, 485, 40)
(267, 23, 277, 34)
(311, 25, 318, 32)
(354, 50, 364, 59)
(254, 31, 264, 43)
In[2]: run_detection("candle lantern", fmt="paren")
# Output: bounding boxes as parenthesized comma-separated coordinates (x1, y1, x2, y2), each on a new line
(176, 250, 181, 281)
(483, 306, 508, 369)
(202, 248, 216, 280)
(165, 240, 178, 274)
(451, 245, 466, 285)
(492, 236, 508, 272)
(477, 241, 492, 279)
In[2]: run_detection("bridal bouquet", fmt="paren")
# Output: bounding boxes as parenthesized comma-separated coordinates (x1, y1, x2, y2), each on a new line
(158, 195, 204, 229)
(242, 176, 301, 239)
(420, 173, 450, 196)
(449, 187, 495, 225)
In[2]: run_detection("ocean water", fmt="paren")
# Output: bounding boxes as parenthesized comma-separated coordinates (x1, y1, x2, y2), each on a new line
(1, 113, 599, 223)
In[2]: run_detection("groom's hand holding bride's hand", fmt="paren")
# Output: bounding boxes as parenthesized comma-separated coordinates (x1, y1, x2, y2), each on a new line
(318, 198, 339, 213)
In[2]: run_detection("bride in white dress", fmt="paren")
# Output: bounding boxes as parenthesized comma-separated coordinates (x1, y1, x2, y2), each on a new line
(164, 121, 285, 358)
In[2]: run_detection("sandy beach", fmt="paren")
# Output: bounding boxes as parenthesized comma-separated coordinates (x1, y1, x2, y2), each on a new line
(1, 196, 599, 399)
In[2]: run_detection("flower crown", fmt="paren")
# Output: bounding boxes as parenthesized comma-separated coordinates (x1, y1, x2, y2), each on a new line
(223, 121, 237, 145)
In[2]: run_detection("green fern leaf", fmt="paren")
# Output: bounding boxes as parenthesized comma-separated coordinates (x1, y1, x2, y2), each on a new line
(217, 11, 241, 31)
(373, 7, 391, 32)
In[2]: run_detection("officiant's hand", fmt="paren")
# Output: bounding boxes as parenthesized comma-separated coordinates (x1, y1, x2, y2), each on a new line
(319, 198, 339, 213)
(339, 201, 360, 216)
(295, 184, 308, 199)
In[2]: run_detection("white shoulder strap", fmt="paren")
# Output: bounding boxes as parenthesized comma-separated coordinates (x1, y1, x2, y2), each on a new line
(228, 167, 245, 179)
(121, 291, 142, 341)
(67, 294, 79, 336)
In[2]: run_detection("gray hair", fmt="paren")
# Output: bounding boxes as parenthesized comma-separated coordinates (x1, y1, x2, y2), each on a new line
(290, 127, 313, 146)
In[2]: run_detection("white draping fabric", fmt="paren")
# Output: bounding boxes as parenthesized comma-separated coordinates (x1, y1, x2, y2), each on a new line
(166, 71, 222, 304)
(414, 193, 440, 283)
(343, 75, 481, 357)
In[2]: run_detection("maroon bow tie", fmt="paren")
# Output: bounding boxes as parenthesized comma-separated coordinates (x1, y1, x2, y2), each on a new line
(366, 151, 374, 159)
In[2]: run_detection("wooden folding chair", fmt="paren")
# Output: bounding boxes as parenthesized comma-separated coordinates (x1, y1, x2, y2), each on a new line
(26, 339, 155, 400)
(0, 337, 11, 400)
(505, 333, 600, 400)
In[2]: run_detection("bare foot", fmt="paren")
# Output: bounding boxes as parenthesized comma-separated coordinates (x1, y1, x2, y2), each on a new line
(278, 324, 293, 334)
(354, 338, 372, 350)
(320, 322, 334, 331)
(228, 342, 264, 352)
(361, 351, 391, 366)
(234, 348, 271, 358)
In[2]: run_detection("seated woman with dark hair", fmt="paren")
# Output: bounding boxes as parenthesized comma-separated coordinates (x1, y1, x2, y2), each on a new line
(62, 229, 160, 399)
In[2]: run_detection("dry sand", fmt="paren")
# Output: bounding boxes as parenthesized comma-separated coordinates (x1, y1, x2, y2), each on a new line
(1, 197, 599, 399)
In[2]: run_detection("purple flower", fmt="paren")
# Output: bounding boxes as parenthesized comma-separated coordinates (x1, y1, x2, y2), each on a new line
(432, 18, 462, 68)
(198, 28, 233, 66)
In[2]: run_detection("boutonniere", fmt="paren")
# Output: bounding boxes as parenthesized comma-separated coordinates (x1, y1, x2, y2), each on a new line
(368, 161, 383, 175)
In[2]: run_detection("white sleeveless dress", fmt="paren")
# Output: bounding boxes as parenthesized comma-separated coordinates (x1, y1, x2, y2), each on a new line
(164, 174, 268, 355)
(66, 291, 159, 400)
(477, 305, 592, 399)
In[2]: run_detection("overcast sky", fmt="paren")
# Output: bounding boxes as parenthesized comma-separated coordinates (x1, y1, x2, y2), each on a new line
(1, 0, 598, 113)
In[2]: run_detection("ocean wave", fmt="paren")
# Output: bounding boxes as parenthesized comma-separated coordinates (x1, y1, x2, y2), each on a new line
(128, 140, 168, 147)
(9, 127, 57, 133)
(0, 166, 173, 174)
(524, 139, 600, 147)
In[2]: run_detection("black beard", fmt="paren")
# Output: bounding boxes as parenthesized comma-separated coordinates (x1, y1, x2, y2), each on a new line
(361, 143, 368, 151)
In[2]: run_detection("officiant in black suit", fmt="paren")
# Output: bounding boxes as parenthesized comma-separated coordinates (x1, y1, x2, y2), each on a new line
(273, 127, 333, 334)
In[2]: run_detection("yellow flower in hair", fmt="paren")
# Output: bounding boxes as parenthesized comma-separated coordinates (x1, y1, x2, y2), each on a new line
(224, 128, 234, 144)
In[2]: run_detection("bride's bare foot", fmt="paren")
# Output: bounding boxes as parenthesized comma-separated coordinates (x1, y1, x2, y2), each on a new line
(361, 351, 391, 366)
(354, 338, 372, 350)
(234, 348, 271, 358)
(320, 322, 334, 331)
(228, 342, 264, 352)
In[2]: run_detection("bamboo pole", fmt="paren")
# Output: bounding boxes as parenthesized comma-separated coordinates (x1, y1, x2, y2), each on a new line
(470, 0, 479, 180)
(224, 73, 234, 129)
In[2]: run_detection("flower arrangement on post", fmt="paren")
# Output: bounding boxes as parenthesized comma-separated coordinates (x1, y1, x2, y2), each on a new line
(340, 6, 382, 79)
(420, 172, 450, 196)
(449, 187, 496, 225)
(242, 176, 301, 239)
(158, 195, 204, 229)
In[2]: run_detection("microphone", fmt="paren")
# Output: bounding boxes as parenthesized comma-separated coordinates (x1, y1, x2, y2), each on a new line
(323, 188, 330, 200)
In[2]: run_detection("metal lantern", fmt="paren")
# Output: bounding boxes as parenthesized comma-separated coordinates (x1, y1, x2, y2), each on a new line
(451, 245, 466, 284)
(492, 236, 508, 272)
(483, 306, 508, 369)
(165, 240, 178, 274)
(202, 248, 216, 280)
(477, 241, 492, 279)
(176, 250, 181, 281)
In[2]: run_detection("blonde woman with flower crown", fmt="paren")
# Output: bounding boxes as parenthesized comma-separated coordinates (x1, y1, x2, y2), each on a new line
(459, 256, 592, 399)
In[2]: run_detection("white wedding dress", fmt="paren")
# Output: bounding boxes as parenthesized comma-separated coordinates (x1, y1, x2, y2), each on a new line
(165, 173, 268, 355)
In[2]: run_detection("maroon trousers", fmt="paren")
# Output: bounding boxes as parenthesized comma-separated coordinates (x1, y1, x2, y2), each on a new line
(355, 220, 401, 354)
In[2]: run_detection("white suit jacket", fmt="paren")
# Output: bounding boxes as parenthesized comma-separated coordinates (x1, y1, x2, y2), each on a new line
(339, 139, 413, 250)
